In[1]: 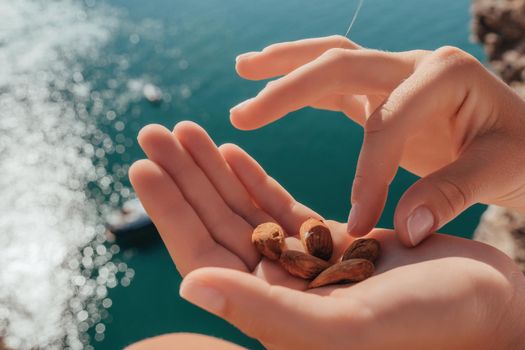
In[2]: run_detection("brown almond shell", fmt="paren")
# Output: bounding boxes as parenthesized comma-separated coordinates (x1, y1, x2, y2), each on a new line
(279, 250, 331, 280)
(299, 218, 333, 261)
(342, 238, 381, 263)
(308, 259, 374, 289)
(252, 222, 285, 260)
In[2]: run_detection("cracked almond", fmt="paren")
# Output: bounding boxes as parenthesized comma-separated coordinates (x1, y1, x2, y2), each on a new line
(299, 218, 333, 261)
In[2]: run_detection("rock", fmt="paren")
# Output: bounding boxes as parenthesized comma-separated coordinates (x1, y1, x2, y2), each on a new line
(471, 0, 525, 273)
(472, 0, 525, 94)
(473, 206, 525, 273)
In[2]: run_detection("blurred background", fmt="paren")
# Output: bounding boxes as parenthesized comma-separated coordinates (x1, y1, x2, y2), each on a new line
(0, 0, 489, 349)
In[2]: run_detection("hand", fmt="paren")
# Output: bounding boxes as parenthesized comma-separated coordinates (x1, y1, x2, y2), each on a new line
(125, 333, 246, 350)
(232, 36, 525, 246)
(129, 121, 525, 350)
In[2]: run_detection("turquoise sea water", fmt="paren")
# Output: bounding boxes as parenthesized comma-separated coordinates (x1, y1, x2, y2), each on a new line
(94, 0, 487, 348)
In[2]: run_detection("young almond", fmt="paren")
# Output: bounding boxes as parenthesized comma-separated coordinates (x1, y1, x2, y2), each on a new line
(252, 222, 285, 260)
(299, 218, 333, 261)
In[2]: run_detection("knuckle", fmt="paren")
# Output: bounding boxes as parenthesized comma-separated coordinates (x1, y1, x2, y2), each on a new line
(432, 46, 480, 73)
(321, 47, 348, 64)
(329, 34, 350, 45)
(327, 35, 359, 50)
(427, 177, 473, 215)
(364, 118, 383, 135)
(434, 45, 465, 59)
(364, 102, 395, 134)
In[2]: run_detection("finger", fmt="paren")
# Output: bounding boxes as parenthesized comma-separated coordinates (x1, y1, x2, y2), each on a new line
(347, 47, 476, 237)
(137, 124, 259, 269)
(324, 220, 355, 261)
(230, 49, 416, 130)
(236, 35, 359, 80)
(129, 160, 248, 275)
(179, 268, 341, 350)
(173, 121, 274, 227)
(124, 333, 247, 350)
(311, 94, 368, 125)
(219, 143, 320, 235)
(346, 124, 404, 236)
(394, 134, 525, 247)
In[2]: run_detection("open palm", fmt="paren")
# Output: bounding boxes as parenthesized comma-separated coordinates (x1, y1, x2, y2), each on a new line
(129, 121, 525, 350)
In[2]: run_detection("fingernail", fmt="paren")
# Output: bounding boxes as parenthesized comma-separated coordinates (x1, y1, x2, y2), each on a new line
(407, 206, 435, 246)
(236, 51, 258, 63)
(230, 98, 253, 114)
(180, 279, 226, 315)
(346, 204, 359, 233)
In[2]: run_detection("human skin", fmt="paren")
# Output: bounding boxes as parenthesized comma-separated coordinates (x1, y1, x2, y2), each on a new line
(129, 122, 525, 350)
(124, 333, 246, 350)
(231, 36, 525, 247)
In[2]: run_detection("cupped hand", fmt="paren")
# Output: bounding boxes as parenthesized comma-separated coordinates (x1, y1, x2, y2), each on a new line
(129, 121, 525, 350)
(232, 36, 525, 246)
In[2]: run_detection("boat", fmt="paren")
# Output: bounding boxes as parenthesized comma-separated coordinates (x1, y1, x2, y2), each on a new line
(106, 199, 158, 246)
(142, 83, 163, 104)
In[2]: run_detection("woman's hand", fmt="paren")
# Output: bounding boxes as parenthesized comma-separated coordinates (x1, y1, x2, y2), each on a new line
(129, 121, 525, 350)
(232, 36, 525, 246)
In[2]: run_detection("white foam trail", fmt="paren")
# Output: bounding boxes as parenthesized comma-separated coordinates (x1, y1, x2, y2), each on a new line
(0, 1, 130, 349)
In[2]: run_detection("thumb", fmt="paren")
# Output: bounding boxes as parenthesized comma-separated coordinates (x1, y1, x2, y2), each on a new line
(179, 267, 327, 349)
(394, 143, 498, 247)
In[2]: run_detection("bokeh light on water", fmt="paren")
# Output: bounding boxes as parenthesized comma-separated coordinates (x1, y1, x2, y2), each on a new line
(0, 0, 182, 348)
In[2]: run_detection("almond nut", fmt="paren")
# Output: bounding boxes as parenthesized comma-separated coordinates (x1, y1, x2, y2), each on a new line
(308, 259, 374, 289)
(279, 250, 331, 280)
(252, 222, 285, 260)
(342, 238, 381, 263)
(299, 218, 333, 261)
